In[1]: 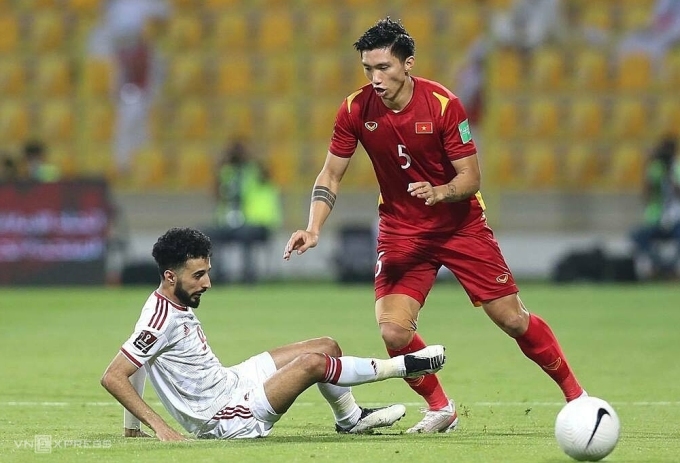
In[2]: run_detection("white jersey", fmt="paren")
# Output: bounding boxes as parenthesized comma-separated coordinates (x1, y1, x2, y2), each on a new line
(120, 291, 238, 435)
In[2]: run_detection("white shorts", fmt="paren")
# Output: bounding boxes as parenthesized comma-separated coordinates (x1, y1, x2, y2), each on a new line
(197, 352, 280, 439)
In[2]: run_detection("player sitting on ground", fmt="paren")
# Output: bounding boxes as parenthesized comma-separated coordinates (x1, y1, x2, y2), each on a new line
(101, 227, 446, 440)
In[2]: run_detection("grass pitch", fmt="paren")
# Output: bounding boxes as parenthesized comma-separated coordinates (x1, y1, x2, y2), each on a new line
(1, 281, 678, 462)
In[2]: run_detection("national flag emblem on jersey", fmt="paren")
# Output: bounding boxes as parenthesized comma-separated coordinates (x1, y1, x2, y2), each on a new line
(458, 119, 472, 143)
(415, 122, 433, 134)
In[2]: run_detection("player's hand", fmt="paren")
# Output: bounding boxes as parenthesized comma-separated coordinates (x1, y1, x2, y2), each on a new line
(124, 428, 152, 438)
(153, 424, 188, 442)
(408, 182, 442, 206)
(283, 230, 319, 260)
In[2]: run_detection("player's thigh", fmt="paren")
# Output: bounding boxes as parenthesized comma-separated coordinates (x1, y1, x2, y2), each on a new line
(268, 337, 341, 369)
(440, 226, 518, 306)
(375, 238, 438, 309)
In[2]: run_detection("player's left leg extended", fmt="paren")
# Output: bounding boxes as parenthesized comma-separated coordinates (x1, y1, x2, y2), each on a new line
(482, 294, 585, 402)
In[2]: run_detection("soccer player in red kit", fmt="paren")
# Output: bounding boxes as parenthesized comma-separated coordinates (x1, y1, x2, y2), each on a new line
(283, 17, 586, 433)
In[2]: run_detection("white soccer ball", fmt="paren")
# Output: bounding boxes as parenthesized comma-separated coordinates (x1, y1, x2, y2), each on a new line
(555, 396, 620, 461)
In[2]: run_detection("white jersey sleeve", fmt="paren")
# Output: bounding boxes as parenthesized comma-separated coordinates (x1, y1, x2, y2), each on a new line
(121, 293, 173, 368)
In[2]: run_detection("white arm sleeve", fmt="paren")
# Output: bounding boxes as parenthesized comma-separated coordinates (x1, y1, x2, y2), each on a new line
(123, 367, 147, 429)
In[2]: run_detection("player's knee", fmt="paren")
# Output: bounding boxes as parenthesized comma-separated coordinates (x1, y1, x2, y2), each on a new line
(293, 352, 328, 380)
(316, 336, 342, 357)
(379, 323, 413, 350)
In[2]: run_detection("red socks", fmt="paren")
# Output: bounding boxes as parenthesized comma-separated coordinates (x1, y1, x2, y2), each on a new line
(516, 314, 584, 401)
(387, 333, 450, 410)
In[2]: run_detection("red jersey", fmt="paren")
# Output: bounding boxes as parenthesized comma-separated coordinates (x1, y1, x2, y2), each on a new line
(329, 76, 483, 237)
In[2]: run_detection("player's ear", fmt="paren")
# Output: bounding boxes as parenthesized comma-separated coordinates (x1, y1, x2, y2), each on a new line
(405, 56, 415, 73)
(164, 269, 176, 284)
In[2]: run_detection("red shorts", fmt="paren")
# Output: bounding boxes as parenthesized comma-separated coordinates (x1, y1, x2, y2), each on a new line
(375, 215, 518, 306)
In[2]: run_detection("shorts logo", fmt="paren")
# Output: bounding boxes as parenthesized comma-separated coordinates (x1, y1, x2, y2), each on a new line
(365, 121, 378, 131)
(133, 330, 158, 353)
(496, 273, 510, 284)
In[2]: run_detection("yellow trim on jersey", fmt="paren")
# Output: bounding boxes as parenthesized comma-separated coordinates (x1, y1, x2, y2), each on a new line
(346, 89, 363, 113)
(475, 191, 486, 210)
(432, 92, 450, 116)
(378, 193, 383, 205)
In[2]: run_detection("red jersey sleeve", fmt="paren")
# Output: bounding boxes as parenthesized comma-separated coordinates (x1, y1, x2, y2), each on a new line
(442, 96, 477, 161)
(329, 90, 364, 158)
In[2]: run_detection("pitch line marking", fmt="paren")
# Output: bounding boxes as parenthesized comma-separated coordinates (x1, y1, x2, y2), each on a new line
(3, 401, 680, 407)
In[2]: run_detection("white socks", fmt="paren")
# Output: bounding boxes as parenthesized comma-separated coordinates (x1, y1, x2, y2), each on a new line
(324, 355, 406, 386)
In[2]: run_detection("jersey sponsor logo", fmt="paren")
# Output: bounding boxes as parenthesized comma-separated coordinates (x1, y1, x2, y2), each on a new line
(133, 330, 158, 353)
(415, 121, 433, 134)
(458, 119, 472, 143)
(365, 121, 378, 131)
(496, 273, 509, 283)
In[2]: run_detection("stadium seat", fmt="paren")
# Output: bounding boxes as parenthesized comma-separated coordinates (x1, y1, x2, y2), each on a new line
(0, 100, 30, 142)
(308, 55, 346, 96)
(79, 99, 114, 142)
(47, 144, 77, 178)
(654, 96, 680, 137)
(566, 98, 605, 140)
(485, 99, 522, 139)
(174, 144, 214, 190)
(521, 143, 558, 189)
(80, 57, 113, 99)
(579, 2, 614, 33)
(37, 99, 75, 143)
(444, 6, 485, 48)
(309, 99, 339, 143)
(619, 3, 651, 31)
(257, 54, 297, 94)
(166, 15, 203, 51)
(659, 48, 680, 91)
(0, 58, 27, 97)
(486, 48, 522, 92)
(529, 47, 566, 90)
(28, 12, 67, 54)
(32, 56, 72, 98)
(527, 97, 561, 138)
(608, 97, 648, 140)
(172, 99, 210, 141)
(262, 98, 299, 142)
(399, 10, 435, 49)
(265, 140, 301, 187)
(571, 47, 610, 91)
(562, 143, 601, 189)
(213, 99, 255, 140)
(616, 52, 652, 91)
(129, 145, 166, 189)
(167, 53, 207, 98)
(0, 14, 19, 53)
(215, 54, 253, 97)
(483, 142, 517, 188)
(347, 6, 396, 46)
(65, 0, 103, 18)
(603, 143, 644, 190)
(302, 6, 343, 50)
(256, 8, 295, 52)
(212, 13, 251, 51)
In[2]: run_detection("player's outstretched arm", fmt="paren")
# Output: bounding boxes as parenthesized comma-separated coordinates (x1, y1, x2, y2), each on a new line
(101, 353, 187, 441)
(283, 153, 350, 260)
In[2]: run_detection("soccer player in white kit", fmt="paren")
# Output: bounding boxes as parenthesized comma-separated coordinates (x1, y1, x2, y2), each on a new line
(101, 227, 447, 440)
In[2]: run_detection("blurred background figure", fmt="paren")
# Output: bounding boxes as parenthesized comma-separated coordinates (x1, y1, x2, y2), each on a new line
(618, 0, 680, 70)
(0, 152, 19, 182)
(202, 139, 282, 284)
(630, 135, 680, 280)
(21, 140, 60, 182)
(88, 0, 170, 177)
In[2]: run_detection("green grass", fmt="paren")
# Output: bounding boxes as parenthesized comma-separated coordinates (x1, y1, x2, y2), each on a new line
(1, 282, 679, 462)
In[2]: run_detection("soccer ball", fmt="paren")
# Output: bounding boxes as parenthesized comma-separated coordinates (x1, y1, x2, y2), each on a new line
(555, 396, 620, 461)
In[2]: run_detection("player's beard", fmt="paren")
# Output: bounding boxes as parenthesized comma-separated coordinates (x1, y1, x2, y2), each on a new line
(174, 281, 201, 308)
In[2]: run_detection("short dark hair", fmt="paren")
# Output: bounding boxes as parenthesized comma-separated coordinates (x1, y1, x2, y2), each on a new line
(152, 227, 212, 276)
(353, 17, 415, 62)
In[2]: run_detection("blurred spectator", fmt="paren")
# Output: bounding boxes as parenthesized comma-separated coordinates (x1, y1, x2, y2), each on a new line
(452, 0, 568, 149)
(630, 135, 680, 279)
(618, 0, 680, 70)
(88, 0, 170, 176)
(21, 140, 60, 182)
(0, 152, 19, 182)
(202, 139, 282, 284)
